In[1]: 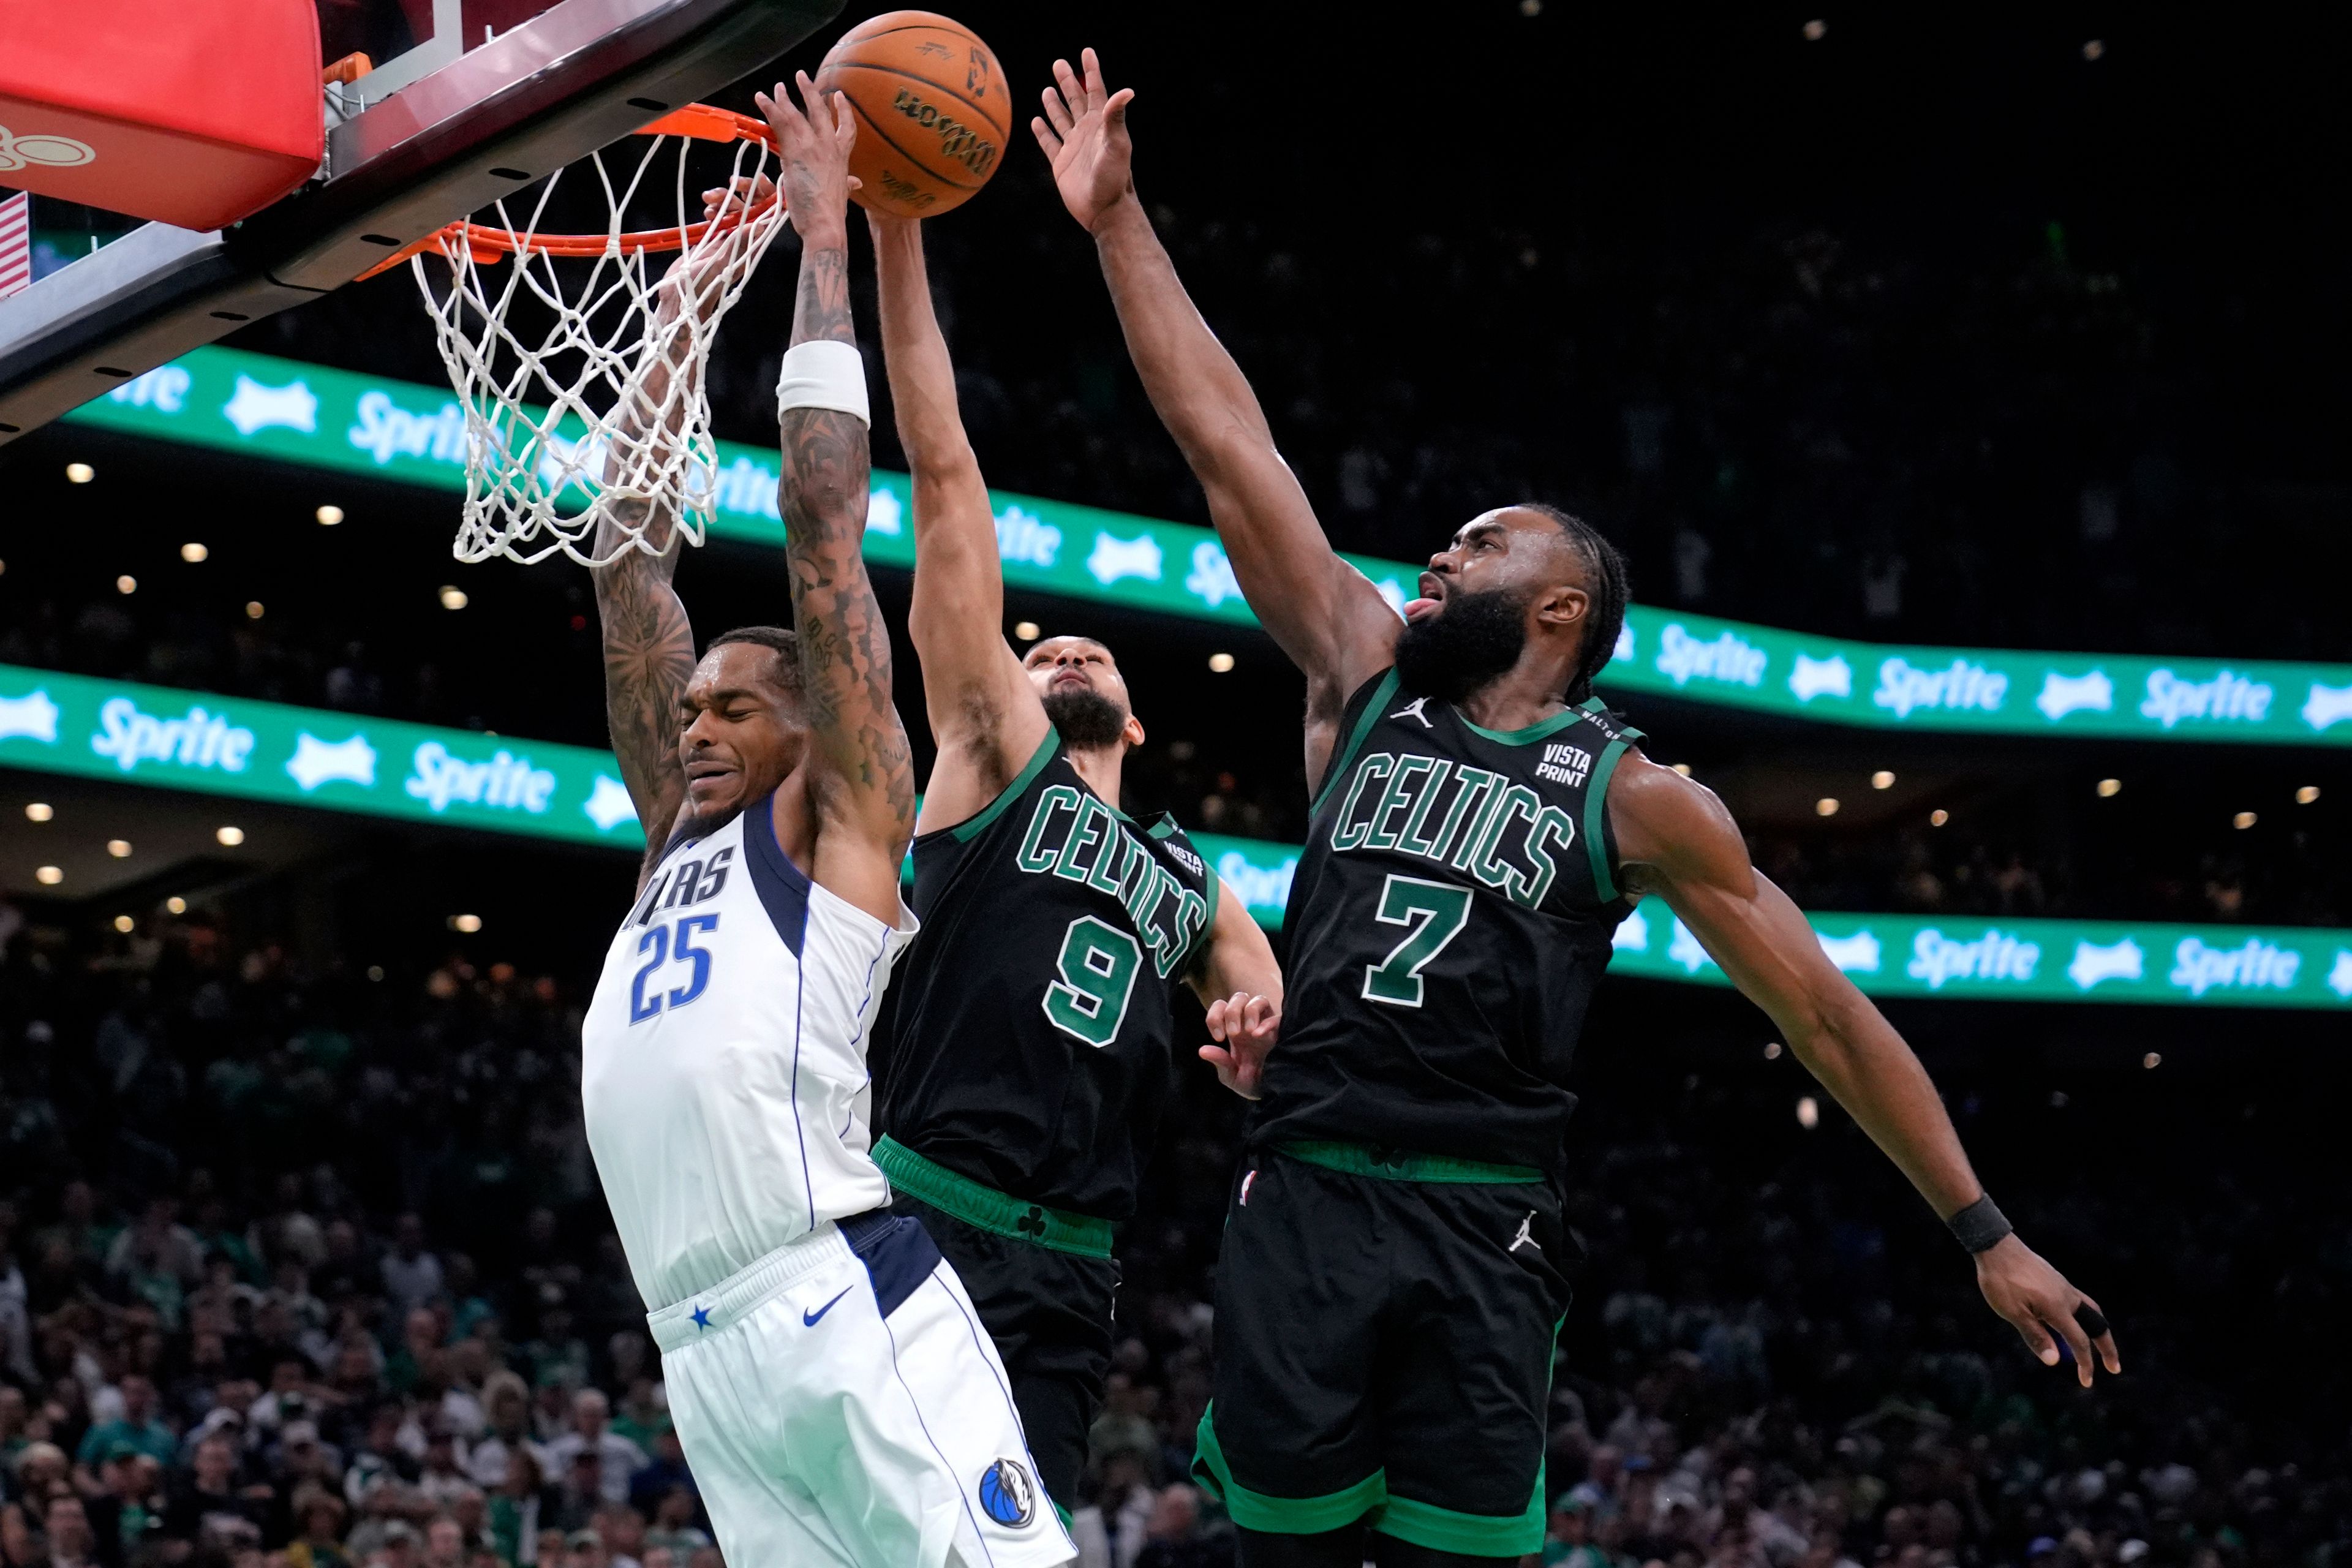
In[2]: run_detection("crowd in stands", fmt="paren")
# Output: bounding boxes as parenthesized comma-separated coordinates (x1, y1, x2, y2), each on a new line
(4, 881, 2347, 1568)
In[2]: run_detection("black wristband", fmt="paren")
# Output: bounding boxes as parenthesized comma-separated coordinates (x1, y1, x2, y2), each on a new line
(1947, 1194, 2013, 1254)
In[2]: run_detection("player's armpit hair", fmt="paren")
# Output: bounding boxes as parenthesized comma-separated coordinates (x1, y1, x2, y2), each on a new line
(1513, 501, 1629, 706)
(707, 625, 805, 698)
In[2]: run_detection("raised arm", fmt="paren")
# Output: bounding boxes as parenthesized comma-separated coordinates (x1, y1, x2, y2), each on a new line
(1034, 50, 1397, 781)
(760, 74, 916, 922)
(590, 209, 741, 888)
(1608, 755, 2123, 1386)
(867, 212, 1050, 832)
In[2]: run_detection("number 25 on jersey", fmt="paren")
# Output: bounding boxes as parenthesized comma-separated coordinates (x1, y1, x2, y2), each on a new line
(631, 914, 721, 1023)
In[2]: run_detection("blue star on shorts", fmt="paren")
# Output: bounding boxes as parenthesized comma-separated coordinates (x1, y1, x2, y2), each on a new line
(691, 1305, 712, 1332)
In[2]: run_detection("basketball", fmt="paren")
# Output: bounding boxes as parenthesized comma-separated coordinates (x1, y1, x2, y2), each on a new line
(814, 10, 1008, 219)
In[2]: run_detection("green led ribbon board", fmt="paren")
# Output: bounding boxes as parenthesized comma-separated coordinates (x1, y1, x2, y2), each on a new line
(7, 662, 2351, 1008)
(61, 349, 2352, 748)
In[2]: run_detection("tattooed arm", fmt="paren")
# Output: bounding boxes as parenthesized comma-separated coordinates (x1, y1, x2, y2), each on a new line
(760, 74, 916, 925)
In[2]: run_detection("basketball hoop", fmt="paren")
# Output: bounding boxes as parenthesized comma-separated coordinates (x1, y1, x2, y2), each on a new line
(368, 105, 790, 567)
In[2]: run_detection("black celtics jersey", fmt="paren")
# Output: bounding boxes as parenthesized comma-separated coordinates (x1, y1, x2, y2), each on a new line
(1252, 668, 1645, 1175)
(884, 731, 1218, 1219)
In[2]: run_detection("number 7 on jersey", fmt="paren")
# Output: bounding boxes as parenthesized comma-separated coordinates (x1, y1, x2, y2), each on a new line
(1362, 874, 1472, 1008)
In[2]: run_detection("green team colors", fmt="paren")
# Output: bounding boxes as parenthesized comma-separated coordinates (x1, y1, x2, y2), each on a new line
(0, 660, 640, 846)
(4, 658, 2352, 1006)
(6, 662, 2352, 1009)
(62, 348, 2352, 748)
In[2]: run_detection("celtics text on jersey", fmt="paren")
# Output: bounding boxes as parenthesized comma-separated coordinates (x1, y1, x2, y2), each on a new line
(883, 731, 1219, 1219)
(1251, 669, 1645, 1174)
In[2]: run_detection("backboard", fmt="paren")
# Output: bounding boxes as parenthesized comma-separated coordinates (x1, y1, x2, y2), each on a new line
(0, 0, 840, 444)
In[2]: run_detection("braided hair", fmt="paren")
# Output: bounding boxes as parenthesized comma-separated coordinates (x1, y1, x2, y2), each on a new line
(1512, 503, 1629, 705)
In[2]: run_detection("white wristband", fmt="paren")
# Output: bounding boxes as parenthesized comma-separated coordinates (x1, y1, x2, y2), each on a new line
(776, 339, 870, 427)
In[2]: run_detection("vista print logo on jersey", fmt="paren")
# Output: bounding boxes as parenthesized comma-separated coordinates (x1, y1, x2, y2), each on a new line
(90, 697, 255, 774)
(404, 741, 557, 814)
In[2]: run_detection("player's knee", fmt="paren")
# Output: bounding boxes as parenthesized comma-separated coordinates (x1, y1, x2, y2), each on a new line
(1236, 1523, 1368, 1568)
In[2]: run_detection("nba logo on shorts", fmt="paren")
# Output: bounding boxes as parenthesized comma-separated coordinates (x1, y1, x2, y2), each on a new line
(978, 1457, 1036, 1528)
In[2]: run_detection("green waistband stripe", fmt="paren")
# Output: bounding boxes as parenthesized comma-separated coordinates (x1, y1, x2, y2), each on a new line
(1279, 1140, 1545, 1185)
(873, 1137, 1114, 1259)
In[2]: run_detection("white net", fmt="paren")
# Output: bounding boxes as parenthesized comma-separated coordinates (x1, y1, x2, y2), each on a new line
(409, 119, 790, 567)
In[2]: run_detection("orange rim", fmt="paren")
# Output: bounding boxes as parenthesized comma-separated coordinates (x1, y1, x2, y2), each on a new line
(355, 105, 782, 281)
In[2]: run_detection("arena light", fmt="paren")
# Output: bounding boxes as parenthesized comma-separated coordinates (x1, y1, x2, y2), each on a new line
(116, 574, 137, 594)
(450, 913, 483, 933)
(180, 541, 208, 563)
(107, 839, 131, 858)
(165, 896, 187, 914)
(2296, 786, 2320, 805)
(1796, 1096, 1820, 1128)
(315, 504, 345, 526)
(367, 965, 386, 982)
(2143, 1052, 2162, 1069)
(1763, 1041, 1783, 1060)
(25, 802, 53, 822)
(113, 914, 134, 933)
(1871, 771, 1895, 790)
(1816, 797, 1840, 817)
(2083, 39, 2106, 61)
(1012, 621, 1039, 641)
(1803, 18, 1826, 40)
(1207, 652, 1236, 673)
(2097, 777, 2122, 797)
(216, 825, 244, 846)
(439, 586, 469, 611)
(1930, 809, 1948, 826)
(246, 601, 265, 620)
(1670, 763, 1692, 778)
(66, 462, 93, 483)
(2234, 811, 2257, 830)
(35, 865, 62, 885)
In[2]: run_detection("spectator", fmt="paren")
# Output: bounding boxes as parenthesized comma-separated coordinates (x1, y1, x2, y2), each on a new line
(486, 1449, 552, 1568)
(72, 1379, 172, 1474)
(637, 1489, 707, 1562)
(281, 1488, 350, 1568)
(463, 1374, 538, 1493)
(380, 1219, 443, 1322)
(541, 1393, 643, 1510)
(38, 1494, 99, 1568)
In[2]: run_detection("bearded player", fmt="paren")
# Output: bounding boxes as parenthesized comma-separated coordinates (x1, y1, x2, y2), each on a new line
(866, 208, 1284, 1525)
(576, 77, 1069, 1568)
(1037, 50, 2122, 1568)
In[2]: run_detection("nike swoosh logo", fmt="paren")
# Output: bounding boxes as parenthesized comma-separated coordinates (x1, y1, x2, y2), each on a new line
(802, 1288, 852, 1327)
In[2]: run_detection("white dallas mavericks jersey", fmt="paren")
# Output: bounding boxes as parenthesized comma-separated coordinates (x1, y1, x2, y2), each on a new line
(582, 794, 918, 1311)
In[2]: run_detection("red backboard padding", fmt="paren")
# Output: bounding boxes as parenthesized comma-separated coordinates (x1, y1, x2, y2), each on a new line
(0, 0, 323, 232)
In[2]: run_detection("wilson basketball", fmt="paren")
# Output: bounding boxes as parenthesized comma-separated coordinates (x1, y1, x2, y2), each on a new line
(814, 10, 1008, 219)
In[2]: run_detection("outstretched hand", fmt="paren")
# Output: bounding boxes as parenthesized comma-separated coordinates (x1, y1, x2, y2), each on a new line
(756, 72, 856, 243)
(1975, 1234, 2121, 1387)
(1031, 47, 1135, 233)
(1200, 992, 1278, 1100)
(654, 175, 777, 326)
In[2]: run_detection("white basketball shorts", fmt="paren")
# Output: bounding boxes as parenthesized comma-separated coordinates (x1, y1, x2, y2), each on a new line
(648, 1210, 1075, 1568)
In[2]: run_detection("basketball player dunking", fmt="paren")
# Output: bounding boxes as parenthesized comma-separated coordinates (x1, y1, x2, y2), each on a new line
(1038, 51, 2122, 1568)
(576, 77, 1071, 1568)
(865, 208, 1284, 1524)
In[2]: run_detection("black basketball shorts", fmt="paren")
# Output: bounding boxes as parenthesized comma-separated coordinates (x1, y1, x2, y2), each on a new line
(1191, 1145, 1570, 1559)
